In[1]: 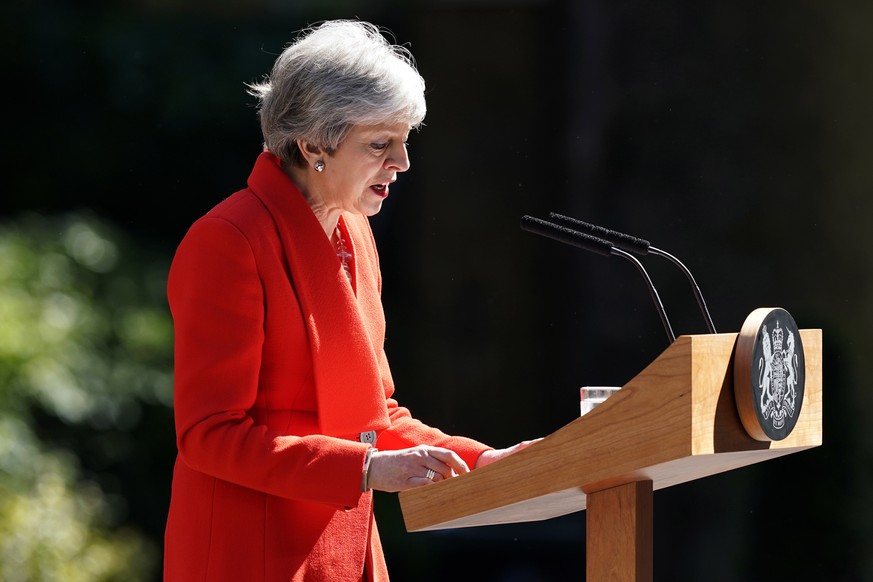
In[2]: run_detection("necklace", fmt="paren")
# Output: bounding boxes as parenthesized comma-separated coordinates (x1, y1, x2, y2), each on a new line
(334, 227, 353, 283)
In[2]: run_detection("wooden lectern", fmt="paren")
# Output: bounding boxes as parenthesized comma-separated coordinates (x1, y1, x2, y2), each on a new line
(399, 329, 823, 581)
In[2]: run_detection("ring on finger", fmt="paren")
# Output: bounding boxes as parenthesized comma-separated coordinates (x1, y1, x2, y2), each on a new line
(425, 469, 436, 481)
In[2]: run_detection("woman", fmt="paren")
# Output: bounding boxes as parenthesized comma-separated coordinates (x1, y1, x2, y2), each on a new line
(164, 20, 535, 581)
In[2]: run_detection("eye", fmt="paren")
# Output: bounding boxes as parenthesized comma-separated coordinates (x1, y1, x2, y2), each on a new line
(370, 142, 388, 152)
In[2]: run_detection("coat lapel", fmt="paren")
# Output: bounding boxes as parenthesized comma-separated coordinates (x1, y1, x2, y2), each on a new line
(247, 152, 390, 436)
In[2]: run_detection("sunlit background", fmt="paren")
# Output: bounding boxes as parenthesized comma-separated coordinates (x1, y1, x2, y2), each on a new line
(2, 1, 871, 580)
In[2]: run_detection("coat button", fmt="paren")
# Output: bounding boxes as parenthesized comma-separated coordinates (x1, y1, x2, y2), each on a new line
(359, 430, 377, 444)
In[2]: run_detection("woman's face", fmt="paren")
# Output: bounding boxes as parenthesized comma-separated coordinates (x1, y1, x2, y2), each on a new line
(316, 121, 412, 218)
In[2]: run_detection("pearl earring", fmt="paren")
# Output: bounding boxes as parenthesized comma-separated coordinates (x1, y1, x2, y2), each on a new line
(314, 160, 325, 172)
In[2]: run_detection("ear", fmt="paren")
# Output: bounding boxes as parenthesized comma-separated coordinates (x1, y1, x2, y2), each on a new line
(296, 140, 325, 169)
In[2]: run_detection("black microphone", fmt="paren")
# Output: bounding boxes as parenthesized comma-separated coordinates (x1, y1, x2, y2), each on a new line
(520, 215, 676, 344)
(548, 212, 717, 334)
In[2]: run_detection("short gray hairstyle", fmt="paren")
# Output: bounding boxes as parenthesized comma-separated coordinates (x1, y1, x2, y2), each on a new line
(247, 20, 427, 166)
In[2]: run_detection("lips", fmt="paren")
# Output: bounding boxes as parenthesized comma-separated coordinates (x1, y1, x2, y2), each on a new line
(370, 183, 389, 198)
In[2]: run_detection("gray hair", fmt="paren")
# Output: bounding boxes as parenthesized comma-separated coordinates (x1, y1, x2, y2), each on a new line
(247, 20, 426, 166)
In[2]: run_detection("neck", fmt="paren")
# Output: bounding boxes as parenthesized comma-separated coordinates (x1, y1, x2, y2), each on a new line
(310, 203, 341, 237)
(282, 160, 339, 237)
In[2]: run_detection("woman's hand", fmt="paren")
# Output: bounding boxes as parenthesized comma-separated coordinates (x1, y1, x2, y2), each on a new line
(474, 438, 543, 469)
(367, 445, 470, 492)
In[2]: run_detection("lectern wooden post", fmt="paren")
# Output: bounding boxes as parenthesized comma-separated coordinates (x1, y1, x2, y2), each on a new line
(399, 330, 822, 580)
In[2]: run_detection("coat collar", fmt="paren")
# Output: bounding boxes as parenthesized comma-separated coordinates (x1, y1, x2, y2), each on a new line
(247, 151, 390, 436)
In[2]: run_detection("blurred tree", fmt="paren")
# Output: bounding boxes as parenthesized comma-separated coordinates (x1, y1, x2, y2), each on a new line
(0, 212, 174, 581)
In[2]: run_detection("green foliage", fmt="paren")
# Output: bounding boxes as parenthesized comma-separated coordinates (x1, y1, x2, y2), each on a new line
(0, 212, 173, 581)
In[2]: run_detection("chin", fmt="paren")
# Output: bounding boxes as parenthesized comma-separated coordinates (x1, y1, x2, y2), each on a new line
(361, 202, 384, 217)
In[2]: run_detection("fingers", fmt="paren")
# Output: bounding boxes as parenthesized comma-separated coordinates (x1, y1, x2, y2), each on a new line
(474, 437, 544, 468)
(370, 440, 546, 492)
(413, 449, 466, 485)
(403, 446, 468, 486)
(366, 446, 469, 492)
(424, 448, 470, 477)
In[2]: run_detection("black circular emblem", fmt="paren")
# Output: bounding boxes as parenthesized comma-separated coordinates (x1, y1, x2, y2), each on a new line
(733, 308, 805, 441)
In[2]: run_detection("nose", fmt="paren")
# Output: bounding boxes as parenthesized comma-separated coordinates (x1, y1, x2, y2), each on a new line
(385, 142, 411, 173)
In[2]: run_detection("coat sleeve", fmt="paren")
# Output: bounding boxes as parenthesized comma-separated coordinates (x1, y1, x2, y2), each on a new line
(375, 397, 493, 470)
(168, 216, 368, 510)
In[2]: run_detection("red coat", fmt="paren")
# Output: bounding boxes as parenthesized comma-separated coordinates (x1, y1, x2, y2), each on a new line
(164, 152, 490, 581)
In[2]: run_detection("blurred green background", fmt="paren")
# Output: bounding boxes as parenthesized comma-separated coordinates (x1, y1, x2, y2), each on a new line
(2, 1, 871, 580)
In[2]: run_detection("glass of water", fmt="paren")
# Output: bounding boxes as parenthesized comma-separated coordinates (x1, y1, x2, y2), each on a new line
(580, 386, 621, 416)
